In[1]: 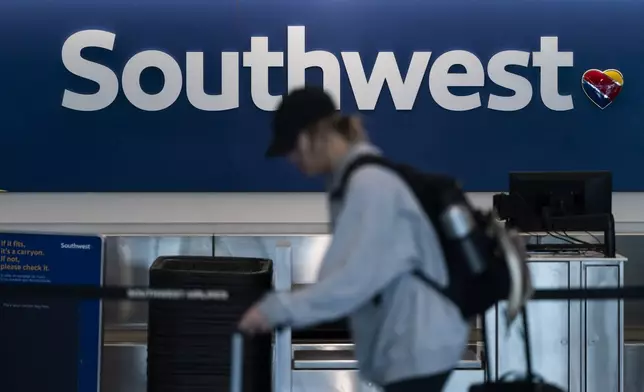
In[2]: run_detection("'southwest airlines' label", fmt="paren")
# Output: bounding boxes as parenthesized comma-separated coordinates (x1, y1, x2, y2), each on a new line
(61, 26, 574, 113)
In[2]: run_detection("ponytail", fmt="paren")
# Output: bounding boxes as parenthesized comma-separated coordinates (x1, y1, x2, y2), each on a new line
(334, 115, 369, 143)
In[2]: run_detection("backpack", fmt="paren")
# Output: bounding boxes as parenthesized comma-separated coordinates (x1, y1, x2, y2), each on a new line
(329, 155, 532, 322)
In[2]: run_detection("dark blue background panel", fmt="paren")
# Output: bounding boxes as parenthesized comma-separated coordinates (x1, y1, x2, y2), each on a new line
(0, 0, 642, 191)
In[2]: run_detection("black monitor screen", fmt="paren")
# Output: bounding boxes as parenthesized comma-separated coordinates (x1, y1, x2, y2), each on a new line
(508, 171, 612, 232)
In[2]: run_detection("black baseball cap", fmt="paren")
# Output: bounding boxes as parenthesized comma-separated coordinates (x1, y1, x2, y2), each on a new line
(266, 86, 337, 157)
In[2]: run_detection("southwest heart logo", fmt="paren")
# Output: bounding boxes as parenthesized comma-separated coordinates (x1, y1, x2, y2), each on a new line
(581, 69, 624, 109)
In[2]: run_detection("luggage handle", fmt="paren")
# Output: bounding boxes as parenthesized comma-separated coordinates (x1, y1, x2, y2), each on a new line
(230, 332, 244, 392)
(481, 306, 534, 382)
(520, 307, 534, 382)
(230, 327, 287, 392)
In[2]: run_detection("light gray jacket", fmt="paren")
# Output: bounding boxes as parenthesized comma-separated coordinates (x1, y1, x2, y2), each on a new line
(258, 142, 470, 386)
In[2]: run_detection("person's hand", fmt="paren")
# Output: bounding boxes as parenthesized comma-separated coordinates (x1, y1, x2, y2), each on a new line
(238, 304, 271, 335)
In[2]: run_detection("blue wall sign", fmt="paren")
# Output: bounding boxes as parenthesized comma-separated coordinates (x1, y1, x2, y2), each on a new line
(0, 0, 642, 191)
(0, 232, 103, 392)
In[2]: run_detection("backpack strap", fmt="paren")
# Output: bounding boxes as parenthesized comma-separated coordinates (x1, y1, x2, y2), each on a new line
(329, 155, 396, 201)
(329, 155, 396, 306)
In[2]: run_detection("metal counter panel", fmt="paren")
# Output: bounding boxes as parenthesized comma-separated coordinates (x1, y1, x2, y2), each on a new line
(101, 344, 146, 392)
(292, 343, 482, 371)
(292, 370, 366, 392)
(624, 344, 644, 392)
(569, 261, 583, 392)
(292, 369, 484, 392)
(274, 243, 293, 392)
(103, 236, 214, 327)
(615, 235, 644, 329)
(583, 264, 621, 392)
(496, 262, 570, 390)
(96, 236, 633, 392)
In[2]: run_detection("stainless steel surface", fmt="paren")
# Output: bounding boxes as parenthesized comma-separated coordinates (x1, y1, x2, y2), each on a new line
(496, 261, 570, 390)
(583, 263, 621, 392)
(292, 370, 368, 392)
(101, 344, 146, 392)
(294, 350, 357, 370)
(292, 343, 355, 370)
(292, 343, 482, 370)
(570, 261, 583, 392)
(98, 235, 633, 392)
(615, 235, 644, 329)
(293, 343, 355, 351)
(491, 255, 625, 392)
(291, 369, 484, 392)
(103, 235, 214, 327)
(215, 236, 330, 284)
(274, 243, 293, 392)
(625, 344, 644, 392)
(614, 235, 644, 392)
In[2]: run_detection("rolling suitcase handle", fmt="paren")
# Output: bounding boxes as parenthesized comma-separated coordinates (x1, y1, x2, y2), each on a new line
(472, 307, 564, 392)
(230, 332, 244, 392)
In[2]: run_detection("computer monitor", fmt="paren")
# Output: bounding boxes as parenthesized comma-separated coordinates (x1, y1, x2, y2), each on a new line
(507, 171, 612, 232)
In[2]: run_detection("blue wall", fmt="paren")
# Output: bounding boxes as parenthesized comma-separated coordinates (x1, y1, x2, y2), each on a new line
(0, 0, 642, 191)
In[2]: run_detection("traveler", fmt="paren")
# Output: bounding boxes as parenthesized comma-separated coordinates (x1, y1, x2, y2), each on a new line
(239, 86, 472, 391)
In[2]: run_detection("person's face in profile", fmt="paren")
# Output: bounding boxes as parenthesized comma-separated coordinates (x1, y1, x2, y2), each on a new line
(287, 124, 334, 176)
